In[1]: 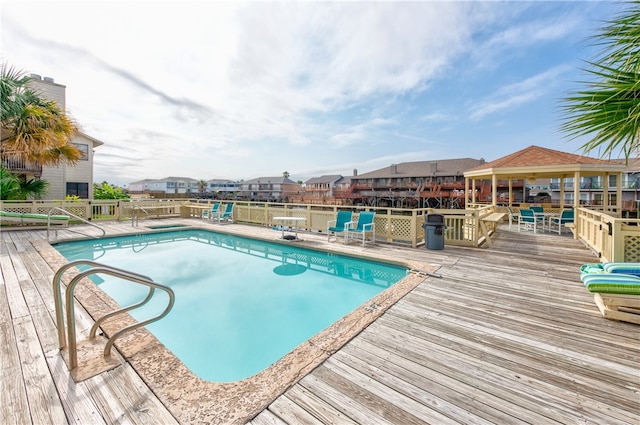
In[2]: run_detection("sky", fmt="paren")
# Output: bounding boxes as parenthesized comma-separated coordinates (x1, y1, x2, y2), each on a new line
(1, 0, 625, 187)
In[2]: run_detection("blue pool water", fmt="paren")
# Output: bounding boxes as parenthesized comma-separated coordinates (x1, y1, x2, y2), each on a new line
(53, 229, 406, 382)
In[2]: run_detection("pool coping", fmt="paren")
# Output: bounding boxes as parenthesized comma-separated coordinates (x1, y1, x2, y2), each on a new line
(37, 225, 439, 425)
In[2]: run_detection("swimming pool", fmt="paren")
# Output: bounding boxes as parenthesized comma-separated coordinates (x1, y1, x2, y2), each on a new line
(53, 229, 407, 382)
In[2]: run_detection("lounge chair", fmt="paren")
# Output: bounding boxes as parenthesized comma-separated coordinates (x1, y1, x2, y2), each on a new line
(202, 202, 220, 221)
(327, 211, 353, 243)
(549, 209, 574, 235)
(580, 262, 640, 324)
(530, 206, 543, 214)
(213, 203, 233, 224)
(1, 210, 70, 227)
(346, 211, 375, 246)
(507, 207, 519, 230)
(518, 209, 542, 233)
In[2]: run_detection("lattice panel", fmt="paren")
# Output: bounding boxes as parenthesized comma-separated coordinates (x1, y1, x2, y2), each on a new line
(624, 235, 640, 262)
(236, 207, 251, 222)
(309, 211, 334, 231)
(385, 218, 412, 240)
(38, 205, 87, 219)
(3, 206, 31, 215)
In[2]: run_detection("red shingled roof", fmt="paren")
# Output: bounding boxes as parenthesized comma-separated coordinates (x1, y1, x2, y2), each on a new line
(467, 145, 614, 172)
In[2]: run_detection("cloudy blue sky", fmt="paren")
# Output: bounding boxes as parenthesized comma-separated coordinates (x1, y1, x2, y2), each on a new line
(1, 1, 623, 186)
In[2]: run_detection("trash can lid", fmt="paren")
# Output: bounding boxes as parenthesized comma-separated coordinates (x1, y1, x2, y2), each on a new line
(425, 214, 444, 223)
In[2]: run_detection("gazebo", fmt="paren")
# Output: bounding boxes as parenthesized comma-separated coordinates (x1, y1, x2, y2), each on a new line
(463, 145, 628, 211)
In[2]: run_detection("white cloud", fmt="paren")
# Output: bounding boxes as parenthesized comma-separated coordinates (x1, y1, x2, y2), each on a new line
(0, 1, 614, 185)
(469, 65, 572, 121)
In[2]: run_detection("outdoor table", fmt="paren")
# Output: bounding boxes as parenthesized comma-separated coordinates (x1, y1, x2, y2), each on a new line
(534, 212, 560, 232)
(273, 217, 305, 241)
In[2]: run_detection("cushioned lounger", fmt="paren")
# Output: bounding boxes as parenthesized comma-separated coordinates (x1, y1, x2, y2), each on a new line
(581, 273, 640, 295)
(603, 262, 640, 276)
(580, 270, 640, 324)
(580, 263, 605, 280)
(580, 262, 640, 279)
(0, 210, 70, 226)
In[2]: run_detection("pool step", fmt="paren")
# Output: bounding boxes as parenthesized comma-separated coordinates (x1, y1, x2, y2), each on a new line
(62, 335, 123, 382)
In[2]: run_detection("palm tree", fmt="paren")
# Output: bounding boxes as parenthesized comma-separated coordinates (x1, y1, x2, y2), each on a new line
(17, 176, 49, 200)
(560, 1, 640, 161)
(0, 166, 20, 200)
(0, 165, 48, 200)
(1, 63, 82, 168)
(197, 179, 207, 196)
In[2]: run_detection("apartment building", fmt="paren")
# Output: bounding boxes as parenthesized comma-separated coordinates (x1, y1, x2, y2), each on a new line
(207, 179, 240, 196)
(302, 175, 346, 200)
(341, 158, 487, 207)
(128, 177, 199, 194)
(9, 75, 104, 199)
(237, 177, 301, 201)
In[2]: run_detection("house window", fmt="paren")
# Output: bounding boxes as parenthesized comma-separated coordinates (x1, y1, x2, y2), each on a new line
(73, 143, 89, 160)
(67, 182, 89, 198)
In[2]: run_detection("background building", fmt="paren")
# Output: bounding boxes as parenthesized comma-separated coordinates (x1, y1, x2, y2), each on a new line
(24, 75, 103, 199)
(341, 158, 487, 208)
(237, 177, 301, 201)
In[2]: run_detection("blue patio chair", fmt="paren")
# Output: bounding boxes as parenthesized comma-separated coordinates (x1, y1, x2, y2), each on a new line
(518, 208, 542, 233)
(549, 209, 574, 235)
(213, 203, 233, 224)
(327, 210, 353, 243)
(202, 202, 220, 221)
(346, 211, 376, 246)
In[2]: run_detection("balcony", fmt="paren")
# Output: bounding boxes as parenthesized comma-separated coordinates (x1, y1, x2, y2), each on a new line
(1, 156, 43, 177)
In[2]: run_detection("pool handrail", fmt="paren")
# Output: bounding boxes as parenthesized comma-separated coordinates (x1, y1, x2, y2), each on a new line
(47, 206, 106, 240)
(52, 259, 175, 370)
(131, 205, 149, 227)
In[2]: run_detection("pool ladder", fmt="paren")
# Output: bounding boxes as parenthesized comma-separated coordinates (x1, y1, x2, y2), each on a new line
(53, 260, 175, 371)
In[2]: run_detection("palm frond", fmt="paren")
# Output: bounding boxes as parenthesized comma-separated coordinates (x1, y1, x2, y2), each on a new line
(560, 1, 640, 161)
(1, 62, 81, 167)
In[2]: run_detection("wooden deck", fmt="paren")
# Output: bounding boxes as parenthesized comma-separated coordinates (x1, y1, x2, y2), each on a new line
(1, 219, 638, 424)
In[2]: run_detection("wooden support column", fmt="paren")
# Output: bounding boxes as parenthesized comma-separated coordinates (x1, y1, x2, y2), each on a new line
(574, 171, 581, 210)
(617, 171, 623, 214)
(465, 177, 470, 207)
(508, 179, 513, 207)
(603, 172, 610, 212)
(492, 174, 498, 208)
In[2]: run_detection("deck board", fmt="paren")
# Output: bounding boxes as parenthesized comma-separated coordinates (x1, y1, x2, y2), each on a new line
(13, 315, 68, 425)
(0, 284, 31, 425)
(1, 219, 638, 424)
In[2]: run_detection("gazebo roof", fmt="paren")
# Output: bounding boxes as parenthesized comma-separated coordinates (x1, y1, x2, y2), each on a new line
(464, 145, 626, 180)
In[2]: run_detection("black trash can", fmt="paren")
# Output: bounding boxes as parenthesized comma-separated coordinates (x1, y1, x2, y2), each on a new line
(423, 213, 445, 250)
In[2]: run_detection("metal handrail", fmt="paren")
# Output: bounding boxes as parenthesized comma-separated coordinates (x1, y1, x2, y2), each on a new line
(47, 207, 106, 240)
(53, 260, 175, 370)
(131, 205, 149, 227)
(53, 259, 154, 349)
